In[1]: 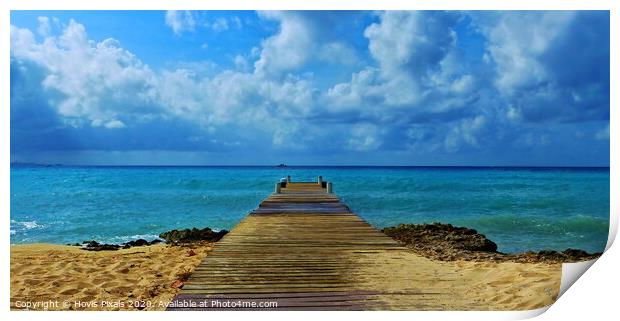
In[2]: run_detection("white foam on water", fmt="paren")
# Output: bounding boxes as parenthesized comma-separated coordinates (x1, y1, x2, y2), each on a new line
(10, 219, 44, 230)
(21, 221, 42, 229)
(103, 234, 162, 244)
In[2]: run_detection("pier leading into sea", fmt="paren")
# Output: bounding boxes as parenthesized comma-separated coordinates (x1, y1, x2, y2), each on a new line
(168, 177, 454, 310)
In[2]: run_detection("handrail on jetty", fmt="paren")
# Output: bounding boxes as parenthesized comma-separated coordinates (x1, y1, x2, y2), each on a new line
(168, 176, 406, 311)
(275, 176, 332, 194)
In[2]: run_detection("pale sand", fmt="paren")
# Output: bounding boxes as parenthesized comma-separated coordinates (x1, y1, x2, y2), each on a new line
(354, 250, 562, 310)
(11, 244, 561, 311)
(10, 243, 213, 311)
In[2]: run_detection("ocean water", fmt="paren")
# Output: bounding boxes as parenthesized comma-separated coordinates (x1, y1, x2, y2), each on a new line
(10, 166, 610, 254)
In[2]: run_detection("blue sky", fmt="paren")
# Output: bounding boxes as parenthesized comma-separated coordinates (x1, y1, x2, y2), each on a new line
(10, 11, 609, 166)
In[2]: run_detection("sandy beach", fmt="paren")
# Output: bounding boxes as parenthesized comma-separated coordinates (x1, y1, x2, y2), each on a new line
(10, 242, 561, 311)
(10, 243, 213, 311)
(355, 250, 561, 310)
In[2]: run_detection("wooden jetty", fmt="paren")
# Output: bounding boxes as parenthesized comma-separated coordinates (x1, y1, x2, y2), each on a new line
(168, 177, 443, 310)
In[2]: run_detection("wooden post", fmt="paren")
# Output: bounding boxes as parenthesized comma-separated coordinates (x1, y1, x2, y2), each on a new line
(326, 182, 333, 194)
(275, 182, 281, 194)
(286, 175, 291, 183)
(318, 176, 323, 185)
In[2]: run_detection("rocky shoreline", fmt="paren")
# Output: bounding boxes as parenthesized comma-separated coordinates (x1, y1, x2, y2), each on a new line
(382, 222, 602, 263)
(70, 227, 229, 251)
(71, 222, 602, 263)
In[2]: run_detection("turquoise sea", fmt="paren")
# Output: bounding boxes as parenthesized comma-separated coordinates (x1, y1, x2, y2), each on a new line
(10, 166, 610, 254)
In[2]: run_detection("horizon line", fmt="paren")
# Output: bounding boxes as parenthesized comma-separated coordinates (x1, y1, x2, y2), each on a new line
(9, 162, 611, 169)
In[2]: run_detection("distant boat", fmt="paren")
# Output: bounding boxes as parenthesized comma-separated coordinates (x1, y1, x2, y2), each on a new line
(276, 163, 287, 168)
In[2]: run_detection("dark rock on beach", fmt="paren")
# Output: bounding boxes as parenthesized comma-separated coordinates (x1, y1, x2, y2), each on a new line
(76, 226, 226, 251)
(80, 240, 121, 251)
(508, 248, 602, 263)
(159, 227, 228, 244)
(382, 222, 602, 263)
(123, 239, 150, 247)
(382, 222, 498, 257)
(79, 238, 163, 251)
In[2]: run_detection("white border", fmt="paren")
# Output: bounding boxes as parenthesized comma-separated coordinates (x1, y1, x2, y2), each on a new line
(1, 1, 617, 321)
(0, 0, 616, 10)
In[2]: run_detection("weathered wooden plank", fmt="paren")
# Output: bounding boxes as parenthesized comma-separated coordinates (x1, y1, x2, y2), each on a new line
(172, 290, 377, 299)
(182, 285, 356, 294)
(169, 181, 406, 310)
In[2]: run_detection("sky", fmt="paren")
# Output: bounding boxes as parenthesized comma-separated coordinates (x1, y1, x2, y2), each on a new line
(9, 10, 610, 166)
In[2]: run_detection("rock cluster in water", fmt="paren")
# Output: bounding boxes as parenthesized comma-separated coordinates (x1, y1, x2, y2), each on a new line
(73, 226, 228, 251)
(159, 227, 228, 244)
(382, 222, 602, 263)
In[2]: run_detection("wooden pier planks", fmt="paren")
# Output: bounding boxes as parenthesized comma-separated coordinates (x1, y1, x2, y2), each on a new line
(168, 181, 406, 310)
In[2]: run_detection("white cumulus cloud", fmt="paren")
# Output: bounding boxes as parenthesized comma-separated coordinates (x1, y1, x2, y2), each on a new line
(165, 10, 196, 34)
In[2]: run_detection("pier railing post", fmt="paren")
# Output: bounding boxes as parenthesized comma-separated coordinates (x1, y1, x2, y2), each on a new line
(326, 182, 333, 194)
(318, 176, 323, 185)
(275, 182, 281, 194)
